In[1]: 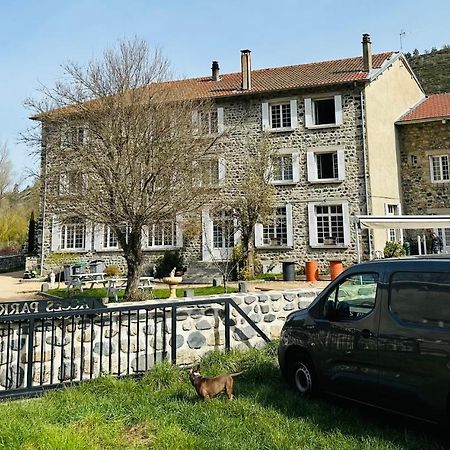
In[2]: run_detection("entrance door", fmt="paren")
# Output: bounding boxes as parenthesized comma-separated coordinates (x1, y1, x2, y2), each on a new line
(202, 209, 239, 261)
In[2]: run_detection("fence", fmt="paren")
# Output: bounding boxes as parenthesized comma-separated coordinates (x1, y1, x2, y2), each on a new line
(0, 297, 270, 400)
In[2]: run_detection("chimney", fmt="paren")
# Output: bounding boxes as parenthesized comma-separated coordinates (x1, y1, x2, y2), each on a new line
(211, 61, 220, 81)
(362, 33, 372, 72)
(240, 49, 251, 90)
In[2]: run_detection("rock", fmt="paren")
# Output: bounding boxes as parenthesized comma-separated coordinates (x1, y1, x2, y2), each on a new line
(93, 342, 115, 356)
(260, 305, 270, 314)
(283, 303, 295, 311)
(264, 314, 276, 323)
(196, 320, 212, 331)
(233, 326, 257, 341)
(170, 334, 184, 349)
(187, 331, 206, 349)
(244, 295, 257, 305)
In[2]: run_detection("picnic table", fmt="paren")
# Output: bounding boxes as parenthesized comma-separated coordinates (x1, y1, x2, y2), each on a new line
(66, 272, 108, 293)
(107, 276, 155, 300)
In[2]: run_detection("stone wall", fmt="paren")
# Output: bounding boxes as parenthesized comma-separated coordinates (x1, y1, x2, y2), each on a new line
(0, 255, 25, 273)
(0, 288, 321, 391)
(398, 121, 450, 245)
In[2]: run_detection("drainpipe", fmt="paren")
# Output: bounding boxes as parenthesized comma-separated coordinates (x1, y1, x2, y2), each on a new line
(360, 89, 373, 259)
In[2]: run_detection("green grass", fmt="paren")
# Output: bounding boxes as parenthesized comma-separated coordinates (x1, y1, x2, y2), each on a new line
(0, 345, 445, 449)
(48, 285, 238, 300)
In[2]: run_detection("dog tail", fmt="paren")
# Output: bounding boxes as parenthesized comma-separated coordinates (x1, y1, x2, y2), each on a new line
(230, 370, 245, 377)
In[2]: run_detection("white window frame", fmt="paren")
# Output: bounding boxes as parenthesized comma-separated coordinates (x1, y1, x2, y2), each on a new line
(143, 217, 182, 250)
(262, 99, 298, 132)
(306, 148, 345, 183)
(429, 154, 450, 183)
(51, 217, 91, 252)
(385, 203, 403, 243)
(307, 201, 350, 248)
(192, 107, 224, 135)
(270, 149, 300, 185)
(193, 156, 226, 188)
(304, 95, 343, 129)
(255, 204, 294, 249)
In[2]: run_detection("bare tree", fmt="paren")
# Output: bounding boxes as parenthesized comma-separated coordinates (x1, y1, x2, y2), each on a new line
(0, 141, 12, 200)
(24, 38, 221, 299)
(232, 138, 276, 278)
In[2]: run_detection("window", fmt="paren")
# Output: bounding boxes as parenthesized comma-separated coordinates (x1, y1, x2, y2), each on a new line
(306, 149, 345, 182)
(59, 170, 84, 195)
(271, 151, 300, 184)
(410, 154, 418, 166)
(389, 272, 450, 328)
(194, 157, 226, 187)
(323, 273, 378, 320)
(429, 155, 449, 182)
(148, 221, 176, 247)
(308, 201, 350, 247)
(305, 95, 343, 128)
(60, 223, 85, 250)
(61, 127, 85, 148)
(103, 226, 119, 249)
(262, 99, 298, 131)
(385, 204, 402, 242)
(192, 108, 224, 135)
(255, 204, 293, 248)
(213, 210, 235, 249)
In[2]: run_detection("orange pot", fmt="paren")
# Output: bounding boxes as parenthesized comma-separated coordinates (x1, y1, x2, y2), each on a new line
(305, 261, 319, 282)
(329, 260, 344, 280)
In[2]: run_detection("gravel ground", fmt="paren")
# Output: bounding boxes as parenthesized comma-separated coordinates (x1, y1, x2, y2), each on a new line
(0, 270, 330, 302)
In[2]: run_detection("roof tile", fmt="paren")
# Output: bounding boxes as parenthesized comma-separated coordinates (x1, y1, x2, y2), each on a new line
(398, 93, 450, 123)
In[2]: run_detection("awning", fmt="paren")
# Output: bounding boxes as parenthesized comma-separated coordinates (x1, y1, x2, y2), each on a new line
(356, 215, 450, 230)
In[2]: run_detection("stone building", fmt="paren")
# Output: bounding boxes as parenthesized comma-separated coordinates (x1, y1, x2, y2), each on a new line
(35, 34, 424, 276)
(397, 93, 450, 252)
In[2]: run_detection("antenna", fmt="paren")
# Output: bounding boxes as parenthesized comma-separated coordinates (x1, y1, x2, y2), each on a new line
(400, 30, 406, 52)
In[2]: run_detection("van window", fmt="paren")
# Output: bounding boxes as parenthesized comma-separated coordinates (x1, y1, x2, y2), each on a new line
(389, 272, 450, 328)
(323, 273, 378, 320)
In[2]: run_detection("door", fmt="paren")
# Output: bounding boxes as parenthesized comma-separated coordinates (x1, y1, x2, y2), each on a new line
(312, 272, 381, 403)
(377, 270, 450, 420)
(436, 228, 450, 253)
(202, 209, 239, 261)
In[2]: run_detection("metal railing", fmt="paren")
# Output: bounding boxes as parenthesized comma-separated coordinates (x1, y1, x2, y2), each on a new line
(0, 297, 270, 399)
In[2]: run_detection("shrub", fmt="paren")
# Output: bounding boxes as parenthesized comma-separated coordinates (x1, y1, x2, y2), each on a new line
(155, 250, 184, 278)
(104, 265, 121, 277)
(383, 241, 406, 258)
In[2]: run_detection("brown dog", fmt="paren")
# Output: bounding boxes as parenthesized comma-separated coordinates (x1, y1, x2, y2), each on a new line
(189, 365, 244, 400)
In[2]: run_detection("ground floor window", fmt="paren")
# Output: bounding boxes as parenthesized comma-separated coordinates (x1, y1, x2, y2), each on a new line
(308, 201, 350, 247)
(148, 221, 176, 247)
(103, 225, 119, 249)
(61, 223, 85, 250)
(255, 204, 293, 248)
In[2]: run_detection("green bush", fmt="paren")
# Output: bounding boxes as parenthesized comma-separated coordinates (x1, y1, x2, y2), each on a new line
(155, 250, 185, 278)
(383, 241, 406, 258)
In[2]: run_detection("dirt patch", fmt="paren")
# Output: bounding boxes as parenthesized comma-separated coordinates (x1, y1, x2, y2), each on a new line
(0, 271, 44, 301)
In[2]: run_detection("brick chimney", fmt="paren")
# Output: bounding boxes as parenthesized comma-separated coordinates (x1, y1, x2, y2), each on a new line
(241, 49, 251, 90)
(211, 61, 220, 81)
(362, 33, 372, 72)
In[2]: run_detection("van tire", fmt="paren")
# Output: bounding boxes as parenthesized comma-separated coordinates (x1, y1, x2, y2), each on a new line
(292, 359, 315, 397)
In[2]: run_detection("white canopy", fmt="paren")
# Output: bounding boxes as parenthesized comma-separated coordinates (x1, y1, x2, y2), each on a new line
(356, 215, 450, 230)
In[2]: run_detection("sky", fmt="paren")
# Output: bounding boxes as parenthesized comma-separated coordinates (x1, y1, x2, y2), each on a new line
(1, 0, 449, 185)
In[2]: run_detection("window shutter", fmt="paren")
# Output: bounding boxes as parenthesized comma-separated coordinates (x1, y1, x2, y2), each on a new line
(429, 156, 435, 182)
(306, 152, 317, 182)
(307, 203, 318, 247)
(342, 202, 350, 245)
(233, 215, 241, 245)
(254, 222, 264, 248)
(84, 221, 93, 251)
(175, 214, 183, 248)
(337, 149, 346, 181)
(201, 209, 213, 261)
(334, 95, 343, 126)
(290, 99, 298, 129)
(286, 204, 294, 247)
(192, 110, 199, 135)
(262, 102, 270, 131)
(304, 98, 313, 128)
(218, 156, 226, 186)
(292, 152, 300, 183)
(51, 216, 60, 251)
(217, 107, 224, 133)
(93, 224, 103, 251)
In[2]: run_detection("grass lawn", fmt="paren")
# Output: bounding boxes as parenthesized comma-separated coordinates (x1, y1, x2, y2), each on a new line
(48, 285, 238, 300)
(0, 344, 445, 450)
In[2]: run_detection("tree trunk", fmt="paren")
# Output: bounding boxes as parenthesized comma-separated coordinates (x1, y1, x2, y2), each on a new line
(247, 241, 255, 279)
(121, 228, 144, 300)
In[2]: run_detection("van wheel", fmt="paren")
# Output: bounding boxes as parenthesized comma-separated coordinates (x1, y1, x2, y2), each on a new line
(293, 360, 314, 397)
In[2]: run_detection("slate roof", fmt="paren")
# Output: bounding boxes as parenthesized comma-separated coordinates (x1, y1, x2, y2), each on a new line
(397, 93, 450, 123)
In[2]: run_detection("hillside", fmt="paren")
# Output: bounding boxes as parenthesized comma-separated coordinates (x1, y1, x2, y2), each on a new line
(406, 46, 450, 93)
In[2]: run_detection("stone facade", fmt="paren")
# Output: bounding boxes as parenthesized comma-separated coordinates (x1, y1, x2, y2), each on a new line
(398, 120, 450, 247)
(0, 255, 25, 273)
(0, 289, 321, 391)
